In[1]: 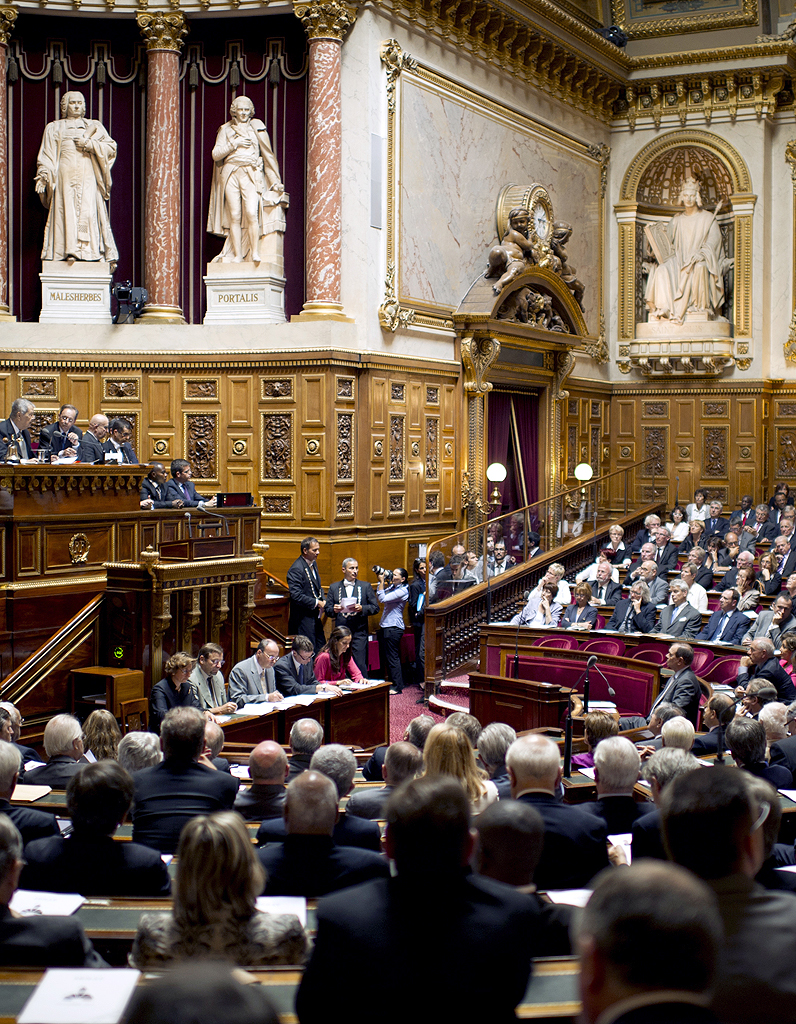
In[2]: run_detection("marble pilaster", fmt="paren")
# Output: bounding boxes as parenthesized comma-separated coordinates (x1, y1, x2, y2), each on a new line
(0, 8, 16, 321)
(137, 12, 188, 324)
(292, 1, 356, 323)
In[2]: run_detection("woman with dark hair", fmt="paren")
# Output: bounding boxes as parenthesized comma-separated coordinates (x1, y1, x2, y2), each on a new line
(735, 566, 762, 613)
(666, 506, 689, 544)
(314, 626, 364, 683)
(149, 652, 201, 734)
(685, 489, 708, 523)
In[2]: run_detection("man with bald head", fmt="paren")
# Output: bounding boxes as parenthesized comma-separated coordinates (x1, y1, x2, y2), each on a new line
(233, 741, 288, 821)
(258, 771, 388, 897)
(77, 413, 109, 464)
(228, 639, 281, 706)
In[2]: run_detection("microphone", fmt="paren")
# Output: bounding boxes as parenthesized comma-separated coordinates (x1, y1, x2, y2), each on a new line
(587, 654, 616, 697)
(198, 507, 231, 535)
(586, 654, 598, 668)
(513, 590, 532, 679)
(184, 510, 193, 538)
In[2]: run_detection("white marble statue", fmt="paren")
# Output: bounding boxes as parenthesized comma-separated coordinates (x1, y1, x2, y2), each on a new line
(207, 95, 287, 263)
(35, 91, 118, 265)
(644, 178, 728, 325)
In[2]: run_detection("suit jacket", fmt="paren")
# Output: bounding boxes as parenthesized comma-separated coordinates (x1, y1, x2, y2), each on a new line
(140, 476, 174, 508)
(774, 547, 796, 579)
(258, 834, 389, 899)
(407, 578, 426, 625)
(228, 654, 276, 704)
(744, 760, 793, 788)
(0, 799, 59, 846)
(632, 808, 666, 860)
(188, 665, 228, 711)
(593, 795, 646, 835)
(694, 564, 715, 590)
(164, 478, 205, 507)
(233, 783, 286, 821)
(771, 735, 796, 777)
(652, 602, 702, 640)
(695, 607, 750, 645)
(591, 579, 623, 606)
(296, 872, 538, 1024)
(0, 905, 103, 968)
(704, 516, 731, 538)
(630, 529, 656, 554)
(739, 656, 796, 703)
(287, 752, 313, 782)
(20, 833, 171, 897)
(0, 419, 33, 461)
(560, 603, 598, 629)
(652, 542, 679, 573)
(273, 652, 320, 696)
(149, 677, 202, 733)
(742, 610, 796, 648)
(24, 755, 87, 789)
(287, 556, 323, 638)
(650, 668, 702, 726)
(257, 810, 382, 852)
(646, 576, 671, 606)
(77, 431, 105, 464)
(324, 580, 379, 636)
(38, 422, 82, 455)
(362, 745, 387, 782)
(102, 439, 138, 464)
(516, 791, 608, 890)
(740, 521, 778, 550)
(346, 785, 394, 820)
(606, 598, 657, 633)
(131, 758, 238, 853)
(692, 727, 725, 755)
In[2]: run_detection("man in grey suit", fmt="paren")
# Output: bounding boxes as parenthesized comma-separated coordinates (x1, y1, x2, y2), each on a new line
(652, 581, 702, 640)
(741, 593, 796, 648)
(228, 639, 281, 706)
(188, 643, 236, 716)
(273, 635, 342, 698)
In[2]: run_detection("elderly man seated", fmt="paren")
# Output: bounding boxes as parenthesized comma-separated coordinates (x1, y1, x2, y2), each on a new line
(24, 714, 88, 788)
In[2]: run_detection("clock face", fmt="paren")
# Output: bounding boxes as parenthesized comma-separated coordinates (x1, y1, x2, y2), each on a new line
(533, 203, 550, 240)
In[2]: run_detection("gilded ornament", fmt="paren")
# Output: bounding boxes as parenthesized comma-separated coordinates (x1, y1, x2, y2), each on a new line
(374, 440, 384, 457)
(293, 0, 357, 40)
(137, 11, 189, 52)
(306, 438, 321, 456)
(378, 261, 415, 332)
(462, 336, 501, 394)
(0, 7, 16, 47)
(380, 39, 418, 114)
(68, 533, 90, 565)
(231, 439, 247, 456)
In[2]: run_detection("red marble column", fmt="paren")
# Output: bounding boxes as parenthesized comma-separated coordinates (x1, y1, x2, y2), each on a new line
(137, 12, 188, 324)
(293, 1, 356, 322)
(0, 8, 17, 321)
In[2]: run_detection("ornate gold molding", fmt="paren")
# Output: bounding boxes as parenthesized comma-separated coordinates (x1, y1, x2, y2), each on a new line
(137, 11, 189, 51)
(293, 0, 357, 40)
(462, 335, 501, 394)
(0, 7, 17, 47)
(380, 38, 417, 115)
(788, 138, 796, 358)
(610, 0, 756, 40)
(378, 260, 415, 333)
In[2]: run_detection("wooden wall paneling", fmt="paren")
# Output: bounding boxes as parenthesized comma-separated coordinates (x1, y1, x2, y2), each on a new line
(43, 526, 110, 574)
(66, 376, 94, 426)
(104, 375, 142, 407)
(409, 380, 423, 430)
(228, 468, 254, 494)
(228, 376, 254, 426)
(147, 377, 176, 427)
(736, 398, 757, 436)
(371, 467, 385, 518)
(15, 526, 40, 576)
(301, 375, 325, 427)
(116, 521, 139, 562)
(371, 377, 387, 428)
(301, 468, 325, 520)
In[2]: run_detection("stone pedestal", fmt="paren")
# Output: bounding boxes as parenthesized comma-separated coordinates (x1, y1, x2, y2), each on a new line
(39, 261, 112, 324)
(203, 262, 286, 325)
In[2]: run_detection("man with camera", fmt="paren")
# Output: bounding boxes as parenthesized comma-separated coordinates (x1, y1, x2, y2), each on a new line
(376, 566, 409, 695)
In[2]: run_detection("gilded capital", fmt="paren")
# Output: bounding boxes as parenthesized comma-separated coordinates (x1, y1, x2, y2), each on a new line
(0, 7, 17, 48)
(137, 11, 189, 52)
(293, 0, 357, 40)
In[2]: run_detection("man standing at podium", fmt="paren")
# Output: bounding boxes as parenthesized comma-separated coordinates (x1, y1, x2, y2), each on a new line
(288, 537, 326, 653)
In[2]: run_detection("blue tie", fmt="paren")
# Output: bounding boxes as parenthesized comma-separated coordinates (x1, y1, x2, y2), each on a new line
(298, 664, 304, 687)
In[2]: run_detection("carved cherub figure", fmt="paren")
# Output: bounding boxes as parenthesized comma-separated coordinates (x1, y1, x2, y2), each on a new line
(485, 207, 535, 295)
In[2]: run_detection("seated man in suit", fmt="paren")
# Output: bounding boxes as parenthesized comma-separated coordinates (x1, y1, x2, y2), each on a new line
(652, 526, 680, 573)
(324, 558, 380, 677)
(506, 734, 609, 890)
(737, 636, 796, 703)
(606, 581, 657, 634)
(0, 702, 37, 766)
(635, 558, 670, 606)
(38, 403, 82, 457)
(286, 717, 324, 781)
(771, 534, 796, 579)
(102, 417, 138, 463)
(476, 722, 516, 801)
(203, 721, 234, 774)
(362, 713, 434, 782)
(692, 692, 736, 755)
(189, 642, 237, 716)
(259, 770, 389, 898)
(652, 580, 702, 639)
(631, 748, 700, 861)
(739, 503, 779, 551)
(21, 761, 171, 897)
(0, 742, 59, 845)
(686, 546, 714, 590)
(589, 559, 623, 607)
(296, 776, 538, 1023)
(233, 741, 288, 821)
(25, 714, 88, 788)
(0, 398, 36, 462)
(228, 638, 282, 706)
(722, 548, 755, 589)
(273, 635, 342, 698)
(140, 461, 184, 509)
(76, 413, 109, 464)
(347, 741, 423, 820)
(592, 736, 644, 836)
(577, 861, 723, 1024)
(0, 816, 105, 967)
(164, 458, 216, 509)
(695, 588, 749, 645)
(131, 706, 238, 853)
(725, 716, 793, 788)
(742, 593, 796, 650)
(703, 500, 730, 538)
(629, 516, 661, 555)
(730, 494, 755, 528)
(621, 643, 702, 729)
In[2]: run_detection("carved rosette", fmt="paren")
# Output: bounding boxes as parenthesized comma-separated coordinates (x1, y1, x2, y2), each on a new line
(137, 12, 189, 51)
(462, 335, 501, 394)
(293, 0, 357, 40)
(0, 8, 16, 47)
(380, 38, 418, 114)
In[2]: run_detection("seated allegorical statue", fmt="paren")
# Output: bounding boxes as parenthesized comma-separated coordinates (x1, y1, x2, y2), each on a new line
(644, 176, 730, 325)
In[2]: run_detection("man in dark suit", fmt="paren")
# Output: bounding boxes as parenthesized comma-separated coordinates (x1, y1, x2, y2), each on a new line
(324, 557, 379, 676)
(703, 500, 730, 538)
(347, 741, 423, 820)
(38, 403, 82, 457)
(622, 643, 702, 729)
(76, 413, 109, 464)
(286, 717, 324, 781)
(631, 747, 700, 861)
(24, 714, 88, 788)
(296, 776, 538, 1023)
(259, 771, 390, 899)
(589, 560, 623, 607)
(140, 461, 184, 509)
(772, 534, 796, 579)
(695, 589, 750, 645)
(629, 515, 661, 555)
(0, 702, 38, 767)
(739, 503, 779, 551)
(233, 741, 288, 821)
(20, 761, 171, 896)
(737, 637, 796, 703)
(725, 716, 793, 788)
(651, 581, 702, 640)
(730, 494, 755, 529)
(652, 526, 680, 573)
(692, 693, 736, 755)
(273, 635, 342, 698)
(476, 722, 516, 801)
(0, 742, 59, 845)
(722, 549, 756, 590)
(606, 582, 657, 634)
(131, 706, 238, 853)
(164, 458, 216, 509)
(742, 593, 796, 649)
(592, 736, 644, 835)
(0, 815, 105, 968)
(362, 713, 434, 782)
(102, 416, 138, 463)
(228, 639, 281, 705)
(506, 734, 608, 890)
(287, 536, 325, 652)
(578, 861, 723, 1024)
(0, 398, 35, 462)
(770, 706, 796, 776)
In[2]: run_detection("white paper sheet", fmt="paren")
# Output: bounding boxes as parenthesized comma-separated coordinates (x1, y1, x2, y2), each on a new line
(239, 703, 278, 716)
(18, 968, 140, 1024)
(544, 889, 593, 907)
(10, 890, 85, 917)
(255, 896, 307, 926)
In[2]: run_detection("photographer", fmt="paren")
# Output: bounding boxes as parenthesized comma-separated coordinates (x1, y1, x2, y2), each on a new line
(376, 567, 409, 696)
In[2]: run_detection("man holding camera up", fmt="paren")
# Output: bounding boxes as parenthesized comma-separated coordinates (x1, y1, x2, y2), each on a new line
(376, 566, 409, 696)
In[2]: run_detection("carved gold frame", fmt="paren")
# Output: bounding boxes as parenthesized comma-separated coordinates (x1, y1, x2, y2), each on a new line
(610, 0, 757, 40)
(615, 129, 754, 374)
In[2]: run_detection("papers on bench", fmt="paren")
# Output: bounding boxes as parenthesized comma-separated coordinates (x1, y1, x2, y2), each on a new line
(779, 789, 796, 802)
(18, 968, 140, 1024)
(256, 895, 307, 926)
(239, 702, 280, 716)
(12, 784, 52, 803)
(10, 890, 85, 917)
(577, 768, 596, 781)
(545, 889, 593, 908)
(230, 764, 251, 780)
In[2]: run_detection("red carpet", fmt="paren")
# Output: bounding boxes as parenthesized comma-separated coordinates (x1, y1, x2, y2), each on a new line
(387, 676, 470, 742)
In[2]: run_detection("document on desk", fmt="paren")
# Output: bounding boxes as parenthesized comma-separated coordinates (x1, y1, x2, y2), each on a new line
(239, 703, 279, 716)
(11, 784, 52, 802)
(544, 889, 593, 908)
(256, 895, 307, 926)
(272, 695, 317, 709)
(18, 968, 140, 1024)
(10, 890, 85, 917)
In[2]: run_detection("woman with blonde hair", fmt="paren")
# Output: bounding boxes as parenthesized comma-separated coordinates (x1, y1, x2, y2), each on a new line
(131, 811, 307, 967)
(149, 651, 201, 733)
(422, 722, 497, 814)
(82, 709, 121, 761)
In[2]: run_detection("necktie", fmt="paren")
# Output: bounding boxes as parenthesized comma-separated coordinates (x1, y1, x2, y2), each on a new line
(207, 676, 214, 702)
(713, 614, 728, 641)
(598, 587, 605, 601)
(183, 483, 190, 500)
(622, 604, 634, 631)
(710, 519, 715, 531)
(298, 663, 305, 687)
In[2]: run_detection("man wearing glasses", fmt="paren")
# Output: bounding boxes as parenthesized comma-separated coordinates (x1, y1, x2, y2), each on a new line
(189, 643, 237, 716)
(228, 639, 283, 706)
